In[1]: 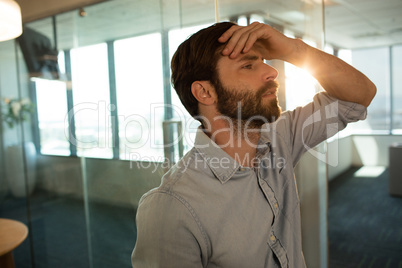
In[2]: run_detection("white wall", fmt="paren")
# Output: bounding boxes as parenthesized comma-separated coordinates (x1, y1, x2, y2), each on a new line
(327, 136, 353, 180)
(352, 135, 402, 166)
(326, 134, 402, 180)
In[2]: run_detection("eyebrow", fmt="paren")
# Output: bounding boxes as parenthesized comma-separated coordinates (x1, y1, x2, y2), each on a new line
(237, 54, 263, 63)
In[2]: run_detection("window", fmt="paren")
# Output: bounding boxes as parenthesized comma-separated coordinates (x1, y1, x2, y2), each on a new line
(35, 78, 70, 155)
(70, 43, 113, 158)
(345, 47, 391, 133)
(35, 19, 402, 162)
(284, 32, 320, 111)
(168, 25, 209, 154)
(284, 62, 319, 110)
(114, 33, 164, 160)
(32, 24, 214, 160)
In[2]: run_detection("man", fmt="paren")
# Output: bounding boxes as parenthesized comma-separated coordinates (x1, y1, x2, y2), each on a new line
(131, 22, 376, 267)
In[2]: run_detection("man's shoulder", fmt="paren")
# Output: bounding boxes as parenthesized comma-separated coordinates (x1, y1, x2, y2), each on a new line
(139, 147, 211, 203)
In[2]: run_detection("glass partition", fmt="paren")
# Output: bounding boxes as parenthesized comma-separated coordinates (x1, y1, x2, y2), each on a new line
(0, 31, 38, 267)
(0, 0, 325, 267)
(392, 45, 402, 133)
(216, 2, 327, 267)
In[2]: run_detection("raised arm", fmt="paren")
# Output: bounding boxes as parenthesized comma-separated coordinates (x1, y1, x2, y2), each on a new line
(218, 22, 376, 107)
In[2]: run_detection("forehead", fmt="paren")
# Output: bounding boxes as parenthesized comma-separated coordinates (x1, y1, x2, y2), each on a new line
(217, 45, 264, 69)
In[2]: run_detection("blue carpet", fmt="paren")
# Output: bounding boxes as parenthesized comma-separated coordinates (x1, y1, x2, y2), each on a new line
(2, 166, 401, 267)
(0, 191, 136, 268)
(328, 167, 402, 268)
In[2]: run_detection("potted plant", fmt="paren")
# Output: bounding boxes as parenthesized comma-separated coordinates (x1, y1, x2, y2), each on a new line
(2, 97, 34, 128)
(2, 97, 37, 198)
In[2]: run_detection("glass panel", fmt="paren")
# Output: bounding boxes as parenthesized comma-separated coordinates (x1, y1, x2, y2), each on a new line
(74, 1, 166, 267)
(168, 24, 209, 154)
(392, 45, 402, 132)
(0, 38, 34, 268)
(217, 1, 327, 267)
(0, 1, 333, 268)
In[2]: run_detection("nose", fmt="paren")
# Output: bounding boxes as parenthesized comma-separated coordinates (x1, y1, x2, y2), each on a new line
(263, 63, 278, 81)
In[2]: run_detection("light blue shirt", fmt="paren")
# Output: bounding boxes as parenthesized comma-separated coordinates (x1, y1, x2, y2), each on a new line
(132, 92, 367, 267)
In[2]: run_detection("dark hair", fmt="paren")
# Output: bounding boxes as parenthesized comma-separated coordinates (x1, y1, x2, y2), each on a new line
(171, 22, 236, 117)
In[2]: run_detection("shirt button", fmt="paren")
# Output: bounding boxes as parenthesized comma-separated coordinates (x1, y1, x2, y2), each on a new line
(270, 235, 276, 242)
(274, 203, 278, 209)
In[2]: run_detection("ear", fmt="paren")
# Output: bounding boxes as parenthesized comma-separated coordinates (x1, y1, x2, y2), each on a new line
(191, 81, 216, 106)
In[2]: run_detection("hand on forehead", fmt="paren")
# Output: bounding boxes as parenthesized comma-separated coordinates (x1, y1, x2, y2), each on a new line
(218, 22, 270, 60)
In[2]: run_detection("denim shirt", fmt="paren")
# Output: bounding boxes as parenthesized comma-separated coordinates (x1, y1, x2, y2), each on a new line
(132, 92, 367, 268)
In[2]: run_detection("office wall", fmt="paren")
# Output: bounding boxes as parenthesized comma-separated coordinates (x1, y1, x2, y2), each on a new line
(352, 135, 402, 166)
(327, 136, 353, 180)
(36, 155, 163, 207)
(327, 134, 402, 181)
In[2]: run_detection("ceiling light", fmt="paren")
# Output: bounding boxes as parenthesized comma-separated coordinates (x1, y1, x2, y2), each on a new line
(0, 0, 23, 42)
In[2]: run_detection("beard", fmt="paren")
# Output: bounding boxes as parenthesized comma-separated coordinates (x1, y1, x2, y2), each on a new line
(214, 79, 282, 128)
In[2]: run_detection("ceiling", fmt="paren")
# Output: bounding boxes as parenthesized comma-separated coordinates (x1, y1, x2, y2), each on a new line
(23, 0, 402, 50)
(324, 0, 402, 49)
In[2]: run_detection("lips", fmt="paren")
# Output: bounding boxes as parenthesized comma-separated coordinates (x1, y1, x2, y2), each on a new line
(261, 88, 277, 98)
(256, 80, 279, 99)
(265, 90, 276, 95)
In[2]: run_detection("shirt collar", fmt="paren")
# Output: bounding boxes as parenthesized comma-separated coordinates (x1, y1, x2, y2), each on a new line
(194, 128, 240, 184)
(193, 126, 272, 184)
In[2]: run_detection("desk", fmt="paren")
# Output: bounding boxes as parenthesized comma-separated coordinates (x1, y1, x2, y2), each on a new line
(0, 218, 28, 268)
(389, 143, 402, 196)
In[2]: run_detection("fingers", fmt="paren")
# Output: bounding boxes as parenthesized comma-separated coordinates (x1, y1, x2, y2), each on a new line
(219, 22, 265, 59)
(242, 23, 266, 53)
(218, 24, 241, 43)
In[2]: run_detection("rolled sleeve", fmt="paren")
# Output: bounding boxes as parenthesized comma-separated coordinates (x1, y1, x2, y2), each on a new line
(275, 92, 367, 166)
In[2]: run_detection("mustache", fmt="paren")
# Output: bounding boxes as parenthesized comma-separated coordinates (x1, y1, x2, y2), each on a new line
(257, 80, 279, 97)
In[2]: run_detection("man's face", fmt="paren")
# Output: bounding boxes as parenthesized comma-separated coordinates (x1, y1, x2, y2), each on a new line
(213, 47, 281, 127)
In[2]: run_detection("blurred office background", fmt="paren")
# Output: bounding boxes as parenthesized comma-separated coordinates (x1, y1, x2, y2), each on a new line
(0, 0, 401, 267)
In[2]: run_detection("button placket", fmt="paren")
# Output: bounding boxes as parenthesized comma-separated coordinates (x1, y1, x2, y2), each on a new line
(270, 234, 276, 243)
(256, 166, 280, 218)
(256, 152, 282, 218)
